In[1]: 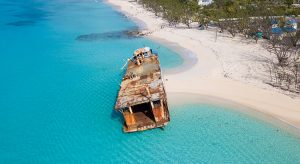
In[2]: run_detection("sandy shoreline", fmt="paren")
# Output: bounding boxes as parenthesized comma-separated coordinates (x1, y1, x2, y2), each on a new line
(168, 92, 300, 137)
(106, 0, 300, 131)
(148, 36, 198, 74)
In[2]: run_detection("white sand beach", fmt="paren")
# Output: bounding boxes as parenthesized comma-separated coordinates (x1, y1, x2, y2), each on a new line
(106, 0, 300, 129)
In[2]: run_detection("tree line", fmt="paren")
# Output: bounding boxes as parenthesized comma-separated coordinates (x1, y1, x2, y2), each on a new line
(137, 0, 300, 93)
(138, 0, 300, 28)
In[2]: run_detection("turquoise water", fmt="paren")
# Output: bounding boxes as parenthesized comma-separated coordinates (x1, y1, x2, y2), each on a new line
(0, 0, 300, 163)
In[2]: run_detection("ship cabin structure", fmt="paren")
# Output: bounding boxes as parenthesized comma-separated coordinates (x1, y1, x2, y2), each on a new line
(115, 47, 170, 133)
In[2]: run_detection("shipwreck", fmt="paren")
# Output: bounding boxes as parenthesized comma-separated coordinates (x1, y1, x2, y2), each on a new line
(115, 47, 170, 133)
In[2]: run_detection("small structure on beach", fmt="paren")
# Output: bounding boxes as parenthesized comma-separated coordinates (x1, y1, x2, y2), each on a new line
(271, 18, 298, 36)
(198, 0, 213, 6)
(115, 47, 170, 133)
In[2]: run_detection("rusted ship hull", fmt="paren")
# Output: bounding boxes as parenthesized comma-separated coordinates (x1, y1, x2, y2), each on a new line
(115, 47, 170, 133)
(122, 98, 170, 133)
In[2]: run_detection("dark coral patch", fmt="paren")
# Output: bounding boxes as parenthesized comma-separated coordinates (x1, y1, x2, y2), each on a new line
(76, 30, 141, 42)
(6, 20, 35, 26)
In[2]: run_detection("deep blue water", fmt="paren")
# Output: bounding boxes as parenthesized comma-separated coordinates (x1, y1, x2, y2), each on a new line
(0, 0, 300, 163)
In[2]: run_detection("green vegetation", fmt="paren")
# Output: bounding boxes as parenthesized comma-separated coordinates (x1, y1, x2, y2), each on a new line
(138, 0, 300, 28)
(138, 0, 199, 27)
(138, 0, 300, 92)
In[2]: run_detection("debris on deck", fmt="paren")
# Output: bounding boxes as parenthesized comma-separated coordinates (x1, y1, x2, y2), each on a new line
(115, 47, 170, 133)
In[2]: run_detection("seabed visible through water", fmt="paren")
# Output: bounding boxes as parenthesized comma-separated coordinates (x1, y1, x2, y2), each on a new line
(0, 0, 300, 163)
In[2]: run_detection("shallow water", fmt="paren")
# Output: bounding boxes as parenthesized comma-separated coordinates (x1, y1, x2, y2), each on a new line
(0, 0, 300, 163)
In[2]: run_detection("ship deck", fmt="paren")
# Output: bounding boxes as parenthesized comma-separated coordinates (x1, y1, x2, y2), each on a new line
(115, 48, 170, 133)
(115, 56, 165, 109)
